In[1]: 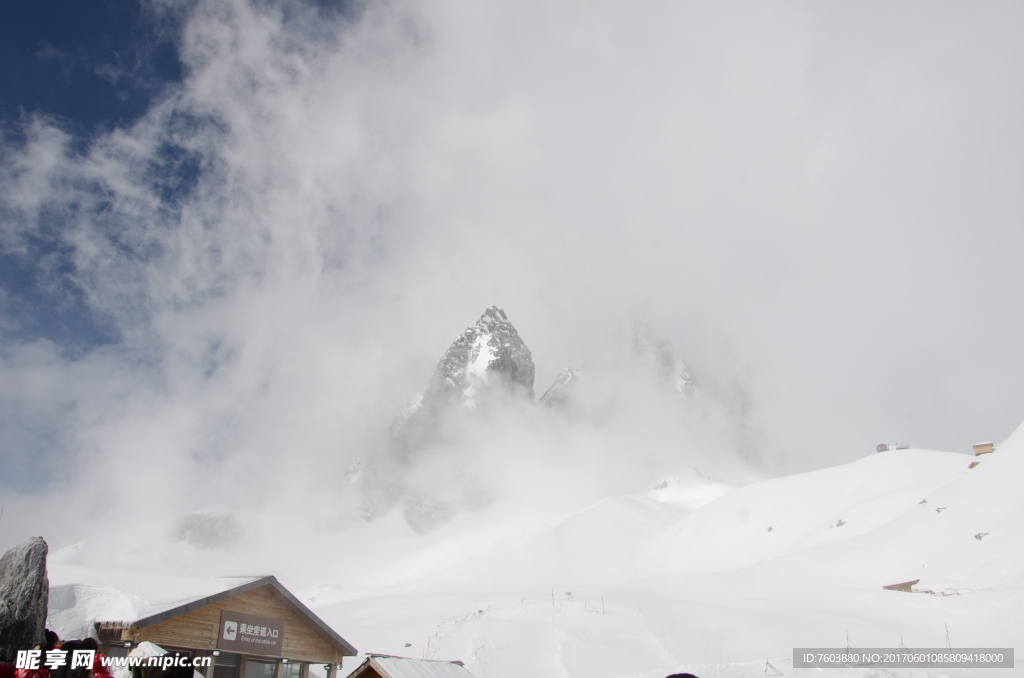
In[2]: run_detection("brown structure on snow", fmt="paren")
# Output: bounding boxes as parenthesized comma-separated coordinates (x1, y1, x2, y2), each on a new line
(876, 443, 910, 453)
(95, 577, 356, 678)
(882, 579, 920, 592)
(973, 442, 995, 456)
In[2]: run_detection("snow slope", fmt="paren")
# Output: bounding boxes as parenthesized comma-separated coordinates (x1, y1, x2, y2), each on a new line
(47, 566, 260, 640)
(611, 448, 975, 580)
(307, 434, 1022, 678)
(45, 425, 1024, 678)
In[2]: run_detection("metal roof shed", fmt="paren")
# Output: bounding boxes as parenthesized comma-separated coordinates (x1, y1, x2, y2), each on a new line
(346, 655, 476, 678)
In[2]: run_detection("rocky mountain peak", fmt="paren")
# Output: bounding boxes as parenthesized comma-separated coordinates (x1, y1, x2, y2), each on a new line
(390, 306, 535, 442)
(475, 305, 508, 331)
(426, 305, 535, 408)
(370, 307, 536, 532)
(356, 310, 703, 535)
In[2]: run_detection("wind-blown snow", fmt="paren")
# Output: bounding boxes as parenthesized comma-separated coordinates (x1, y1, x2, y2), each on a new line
(45, 427, 1024, 678)
(310, 433, 1021, 678)
(46, 565, 260, 640)
(461, 333, 496, 409)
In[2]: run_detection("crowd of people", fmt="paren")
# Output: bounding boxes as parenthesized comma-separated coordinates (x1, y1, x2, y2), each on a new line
(1, 630, 700, 678)
(1, 633, 197, 678)
(0, 631, 115, 678)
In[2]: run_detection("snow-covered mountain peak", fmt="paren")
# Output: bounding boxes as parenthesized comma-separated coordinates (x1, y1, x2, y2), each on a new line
(390, 306, 535, 437)
(474, 305, 508, 331)
(366, 308, 537, 531)
(425, 305, 535, 409)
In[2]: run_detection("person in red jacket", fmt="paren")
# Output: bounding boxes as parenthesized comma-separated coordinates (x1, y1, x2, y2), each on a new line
(12, 630, 61, 678)
(78, 639, 113, 678)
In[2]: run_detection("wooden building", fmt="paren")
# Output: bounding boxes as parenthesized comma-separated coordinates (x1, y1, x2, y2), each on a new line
(882, 578, 919, 593)
(93, 576, 356, 678)
(973, 442, 995, 456)
(346, 655, 476, 678)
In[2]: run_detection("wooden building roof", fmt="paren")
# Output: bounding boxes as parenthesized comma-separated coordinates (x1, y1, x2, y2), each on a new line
(133, 576, 354, 653)
(88, 575, 356, 662)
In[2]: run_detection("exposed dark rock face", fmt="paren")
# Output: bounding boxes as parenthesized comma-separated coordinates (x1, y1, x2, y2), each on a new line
(0, 536, 49, 663)
(392, 306, 535, 444)
(424, 305, 534, 405)
(350, 309, 708, 534)
(362, 307, 535, 531)
(539, 366, 582, 407)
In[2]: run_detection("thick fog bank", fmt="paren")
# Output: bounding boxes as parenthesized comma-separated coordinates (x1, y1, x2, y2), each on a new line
(3, 1, 1024, 564)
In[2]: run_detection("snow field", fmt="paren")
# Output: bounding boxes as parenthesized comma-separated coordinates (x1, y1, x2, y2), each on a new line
(46, 424, 1024, 678)
(313, 436, 1023, 678)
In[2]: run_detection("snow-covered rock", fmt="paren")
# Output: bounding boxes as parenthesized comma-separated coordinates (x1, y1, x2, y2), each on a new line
(538, 366, 582, 407)
(390, 306, 534, 451)
(359, 308, 535, 532)
(401, 306, 533, 420)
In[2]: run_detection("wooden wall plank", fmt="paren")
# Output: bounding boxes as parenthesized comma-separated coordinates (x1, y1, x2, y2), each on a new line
(114, 585, 347, 664)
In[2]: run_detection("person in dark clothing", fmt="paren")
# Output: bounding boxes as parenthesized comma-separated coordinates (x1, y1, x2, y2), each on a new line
(8, 629, 62, 678)
(49, 639, 80, 678)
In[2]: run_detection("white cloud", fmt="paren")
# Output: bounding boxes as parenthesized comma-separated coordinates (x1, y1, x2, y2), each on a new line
(2, 0, 1024, 561)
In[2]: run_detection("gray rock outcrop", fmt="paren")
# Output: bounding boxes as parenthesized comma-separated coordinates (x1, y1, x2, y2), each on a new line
(361, 307, 535, 531)
(0, 536, 49, 663)
(424, 305, 534, 405)
(391, 306, 535, 445)
(539, 366, 582, 407)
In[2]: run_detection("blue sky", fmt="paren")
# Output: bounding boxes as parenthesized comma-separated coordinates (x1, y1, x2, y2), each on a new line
(0, 1, 358, 358)
(0, 0, 183, 357)
(0, 1, 183, 139)
(0, 1, 188, 490)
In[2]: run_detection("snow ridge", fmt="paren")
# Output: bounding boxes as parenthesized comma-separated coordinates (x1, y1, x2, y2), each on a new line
(393, 306, 535, 438)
